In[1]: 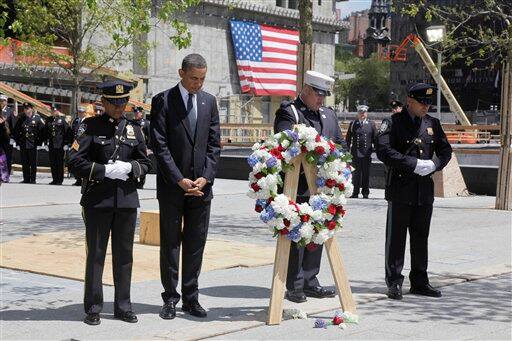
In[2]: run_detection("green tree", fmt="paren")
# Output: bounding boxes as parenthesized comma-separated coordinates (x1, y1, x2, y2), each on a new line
(334, 50, 390, 111)
(0, 0, 200, 114)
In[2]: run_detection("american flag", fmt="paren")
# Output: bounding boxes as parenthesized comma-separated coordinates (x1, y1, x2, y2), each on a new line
(229, 20, 299, 97)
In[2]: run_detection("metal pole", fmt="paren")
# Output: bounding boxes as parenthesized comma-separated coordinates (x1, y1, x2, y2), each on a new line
(437, 51, 442, 120)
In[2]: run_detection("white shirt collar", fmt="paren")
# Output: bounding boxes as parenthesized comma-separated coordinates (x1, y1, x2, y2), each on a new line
(178, 82, 198, 110)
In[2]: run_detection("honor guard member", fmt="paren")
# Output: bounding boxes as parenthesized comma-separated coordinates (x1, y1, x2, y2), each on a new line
(345, 104, 376, 199)
(68, 80, 151, 326)
(13, 102, 45, 183)
(274, 70, 348, 304)
(390, 100, 403, 114)
(46, 105, 71, 185)
(376, 83, 452, 300)
(70, 106, 87, 186)
(132, 106, 150, 189)
(0, 94, 14, 174)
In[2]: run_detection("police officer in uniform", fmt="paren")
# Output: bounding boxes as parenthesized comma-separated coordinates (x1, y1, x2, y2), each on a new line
(132, 106, 150, 189)
(376, 83, 452, 300)
(70, 106, 87, 186)
(68, 80, 151, 325)
(0, 94, 14, 174)
(346, 104, 376, 199)
(13, 102, 45, 183)
(390, 100, 403, 114)
(274, 70, 348, 303)
(46, 105, 71, 185)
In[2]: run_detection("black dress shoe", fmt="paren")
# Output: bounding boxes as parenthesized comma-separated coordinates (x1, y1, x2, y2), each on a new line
(83, 313, 101, 325)
(350, 194, 359, 198)
(159, 302, 176, 320)
(49, 181, 56, 185)
(363, 194, 369, 199)
(285, 290, 307, 303)
(114, 310, 138, 323)
(387, 284, 403, 300)
(182, 301, 207, 318)
(304, 286, 336, 298)
(410, 284, 442, 297)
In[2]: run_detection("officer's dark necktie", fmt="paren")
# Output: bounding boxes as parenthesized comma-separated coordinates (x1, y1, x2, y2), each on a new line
(187, 93, 197, 138)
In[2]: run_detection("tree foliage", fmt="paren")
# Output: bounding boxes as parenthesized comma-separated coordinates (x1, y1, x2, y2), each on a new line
(398, 0, 511, 68)
(334, 50, 390, 111)
(0, 0, 200, 111)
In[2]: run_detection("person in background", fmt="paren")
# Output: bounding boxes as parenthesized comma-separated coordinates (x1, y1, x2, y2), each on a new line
(346, 104, 377, 199)
(46, 105, 71, 185)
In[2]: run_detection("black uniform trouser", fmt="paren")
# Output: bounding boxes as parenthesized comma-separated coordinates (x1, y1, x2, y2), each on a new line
(20, 147, 37, 183)
(352, 156, 371, 196)
(385, 202, 433, 288)
(286, 195, 321, 292)
(5, 144, 12, 174)
(49, 147, 65, 183)
(159, 197, 211, 304)
(82, 207, 137, 314)
(136, 175, 146, 189)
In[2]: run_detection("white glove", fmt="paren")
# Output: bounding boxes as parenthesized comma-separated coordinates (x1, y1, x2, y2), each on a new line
(104, 160, 131, 181)
(414, 159, 436, 176)
(63, 145, 69, 151)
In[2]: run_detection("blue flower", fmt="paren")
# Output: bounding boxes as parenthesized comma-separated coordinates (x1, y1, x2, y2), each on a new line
(316, 177, 326, 187)
(343, 168, 351, 177)
(247, 155, 259, 168)
(287, 227, 301, 242)
(311, 196, 327, 211)
(333, 149, 340, 158)
(266, 157, 277, 168)
(260, 210, 273, 223)
(289, 146, 299, 157)
(256, 199, 267, 207)
(288, 131, 299, 142)
(318, 155, 327, 164)
(266, 204, 275, 216)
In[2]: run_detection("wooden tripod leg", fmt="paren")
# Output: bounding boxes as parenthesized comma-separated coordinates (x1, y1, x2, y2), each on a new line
(325, 236, 357, 313)
(267, 235, 291, 325)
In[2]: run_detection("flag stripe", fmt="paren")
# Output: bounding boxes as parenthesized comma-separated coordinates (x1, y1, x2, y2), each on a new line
(230, 20, 298, 96)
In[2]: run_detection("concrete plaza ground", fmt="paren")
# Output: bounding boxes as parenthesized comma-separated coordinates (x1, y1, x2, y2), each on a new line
(0, 171, 511, 340)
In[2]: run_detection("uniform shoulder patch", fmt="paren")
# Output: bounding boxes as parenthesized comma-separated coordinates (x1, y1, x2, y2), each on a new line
(379, 119, 390, 134)
(71, 140, 80, 151)
(77, 123, 87, 138)
(280, 100, 292, 109)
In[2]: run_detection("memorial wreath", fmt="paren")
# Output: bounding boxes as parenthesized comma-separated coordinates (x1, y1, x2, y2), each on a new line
(247, 124, 353, 248)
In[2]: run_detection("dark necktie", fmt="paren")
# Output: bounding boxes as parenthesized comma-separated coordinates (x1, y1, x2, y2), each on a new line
(187, 93, 197, 138)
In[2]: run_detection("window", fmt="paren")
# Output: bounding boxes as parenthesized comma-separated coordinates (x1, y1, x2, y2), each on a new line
(276, 0, 284, 7)
(318, 0, 321, 5)
(288, 0, 298, 9)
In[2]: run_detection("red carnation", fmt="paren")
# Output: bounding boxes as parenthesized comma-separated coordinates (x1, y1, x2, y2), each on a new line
(250, 183, 261, 191)
(314, 146, 325, 155)
(329, 141, 335, 152)
(255, 205, 263, 213)
(332, 315, 344, 325)
(315, 135, 321, 142)
(301, 215, 310, 222)
(326, 220, 337, 230)
(306, 243, 318, 251)
(277, 145, 284, 152)
(283, 219, 291, 227)
(328, 204, 337, 215)
(254, 172, 264, 180)
(301, 146, 308, 153)
(280, 228, 289, 235)
(325, 179, 336, 188)
(336, 206, 344, 214)
(337, 183, 345, 191)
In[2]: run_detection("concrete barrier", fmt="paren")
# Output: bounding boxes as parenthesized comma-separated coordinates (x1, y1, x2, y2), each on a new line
(216, 155, 498, 196)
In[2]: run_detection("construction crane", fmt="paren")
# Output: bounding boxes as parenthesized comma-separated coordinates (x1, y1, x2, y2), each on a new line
(382, 33, 471, 126)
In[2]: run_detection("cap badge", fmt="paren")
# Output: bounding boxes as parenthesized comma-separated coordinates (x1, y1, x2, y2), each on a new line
(116, 84, 124, 94)
(426, 88, 433, 95)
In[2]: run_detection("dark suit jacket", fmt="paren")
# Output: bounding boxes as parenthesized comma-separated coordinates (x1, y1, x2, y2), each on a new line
(150, 84, 221, 202)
